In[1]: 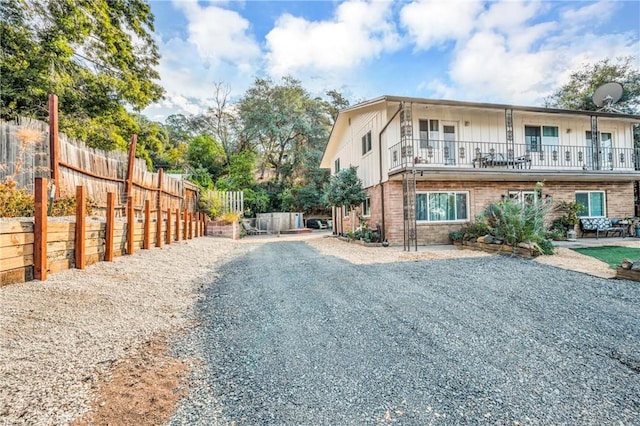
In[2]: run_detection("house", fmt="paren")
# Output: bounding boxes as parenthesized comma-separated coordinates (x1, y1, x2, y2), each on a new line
(319, 96, 640, 247)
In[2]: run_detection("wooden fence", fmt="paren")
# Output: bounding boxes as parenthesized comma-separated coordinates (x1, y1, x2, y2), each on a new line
(0, 179, 208, 286)
(201, 189, 244, 215)
(1, 95, 198, 216)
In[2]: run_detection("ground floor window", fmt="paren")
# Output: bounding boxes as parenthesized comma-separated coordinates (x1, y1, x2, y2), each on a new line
(508, 189, 540, 206)
(362, 197, 371, 217)
(416, 192, 468, 222)
(575, 191, 606, 217)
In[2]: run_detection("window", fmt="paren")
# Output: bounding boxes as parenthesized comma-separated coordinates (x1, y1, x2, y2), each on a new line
(508, 190, 540, 206)
(343, 205, 350, 217)
(362, 131, 372, 155)
(416, 192, 468, 222)
(362, 197, 371, 217)
(525, 125, 558, 152)
(334, 158, 340, 174)
(575, 191, 605, 217)
(419, 120, 428, 149)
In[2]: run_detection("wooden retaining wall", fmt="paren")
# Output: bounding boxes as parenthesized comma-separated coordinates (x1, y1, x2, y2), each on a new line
(1, 179, 207, 286)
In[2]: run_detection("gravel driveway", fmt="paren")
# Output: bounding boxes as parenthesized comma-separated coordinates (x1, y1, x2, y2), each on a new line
(170, 241, 640, 425)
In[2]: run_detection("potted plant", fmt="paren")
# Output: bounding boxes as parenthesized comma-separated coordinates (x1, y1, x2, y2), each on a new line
(555, 201, 585, 241)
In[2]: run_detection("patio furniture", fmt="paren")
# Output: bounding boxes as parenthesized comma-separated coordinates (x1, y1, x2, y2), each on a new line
(579, 217, 626, 239)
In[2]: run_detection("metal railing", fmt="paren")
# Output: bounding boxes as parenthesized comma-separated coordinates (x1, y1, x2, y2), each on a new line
(388, 139, 639, 172)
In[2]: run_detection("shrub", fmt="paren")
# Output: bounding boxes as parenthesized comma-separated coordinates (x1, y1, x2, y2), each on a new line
(0, 180, 34, 217)
(449, 230, 464, 242)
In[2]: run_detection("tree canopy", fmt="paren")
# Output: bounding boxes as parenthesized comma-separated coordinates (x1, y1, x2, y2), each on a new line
(324, 166, 367, 211)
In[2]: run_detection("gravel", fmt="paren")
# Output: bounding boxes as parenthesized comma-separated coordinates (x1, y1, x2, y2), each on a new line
(170, 240, 640, 425)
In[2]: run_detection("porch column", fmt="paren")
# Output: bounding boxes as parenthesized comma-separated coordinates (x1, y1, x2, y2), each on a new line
(505, 108, 514, 168)
(590, 115, 600, 170)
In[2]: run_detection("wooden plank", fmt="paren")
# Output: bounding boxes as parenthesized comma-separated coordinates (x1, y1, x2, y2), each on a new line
(126, 135, 136, 197)
(143, 199, 151, 249)
(1, 266, 33, 286)
(0, 232, 34, 247)
(47, 222, 75, 233)
(0, 222, 34, 233)
(0, 243, 34, 260)
(47, 240, 74, 252)
(166, 209, 172, 245)
(105, 192, 115, 261)
(34, 177, 47, 280)
(75, 186, 86, 269)
(48, 259, 71, 274)
(1, 255, 34, 271)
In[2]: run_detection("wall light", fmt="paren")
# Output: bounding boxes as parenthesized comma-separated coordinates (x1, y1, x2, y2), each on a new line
(464, 121, 470, 127)
(566, 128, 571, 134)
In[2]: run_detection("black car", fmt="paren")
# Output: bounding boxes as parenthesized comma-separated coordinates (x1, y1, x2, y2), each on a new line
(306, 219, 327, 229)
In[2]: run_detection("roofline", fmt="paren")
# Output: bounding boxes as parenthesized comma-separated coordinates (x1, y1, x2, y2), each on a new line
(339, 95, 640, 120)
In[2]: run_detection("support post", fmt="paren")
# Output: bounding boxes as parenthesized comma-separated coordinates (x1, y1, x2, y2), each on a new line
(126, 135, 137, 198)
(75, 185, 86, 269)
(166, 208, 172, 244)
(183, 209, 188, 240)
(34, 177, 48, 281)
(156, 202, 163, 248)
(175, 208, 180, 241)
(105, 192, 115, 261)
(194, 212, 199, 238)
(143, 199, 151, 249)
(188, 213, 193, 239)
(127, 196, 134, 255)
(48, 95, 60, 198)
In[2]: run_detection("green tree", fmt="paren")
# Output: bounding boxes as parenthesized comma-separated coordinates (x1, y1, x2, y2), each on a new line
(544, 57, 639, 113)
(0, 0, 164, 158)
(186, 135, 226, 182)
(324, 166, 367, 212)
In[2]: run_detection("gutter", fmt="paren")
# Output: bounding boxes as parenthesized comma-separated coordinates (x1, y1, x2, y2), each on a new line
(378, 103, 403, 242)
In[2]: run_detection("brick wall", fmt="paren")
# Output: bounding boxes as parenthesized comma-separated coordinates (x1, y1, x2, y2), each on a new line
(376, 179, 635, 246)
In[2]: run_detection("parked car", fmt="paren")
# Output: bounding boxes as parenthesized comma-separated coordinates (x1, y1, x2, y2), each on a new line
(306, 219, 327, 229)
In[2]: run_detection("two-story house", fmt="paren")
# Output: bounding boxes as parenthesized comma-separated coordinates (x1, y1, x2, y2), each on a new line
(320, 96, 640, 248)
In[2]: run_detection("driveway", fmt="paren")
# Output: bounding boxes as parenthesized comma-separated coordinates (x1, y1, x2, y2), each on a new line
(170, 241, 640, 425)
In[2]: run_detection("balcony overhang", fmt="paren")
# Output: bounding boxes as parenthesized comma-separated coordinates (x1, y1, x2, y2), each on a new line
(388, 167, 640, 182)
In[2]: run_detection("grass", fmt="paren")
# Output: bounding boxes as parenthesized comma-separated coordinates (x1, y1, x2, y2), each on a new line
(572, 246, 640, 269)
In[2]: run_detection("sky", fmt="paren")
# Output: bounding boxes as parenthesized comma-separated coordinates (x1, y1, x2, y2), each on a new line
(142, 0, 640, 122)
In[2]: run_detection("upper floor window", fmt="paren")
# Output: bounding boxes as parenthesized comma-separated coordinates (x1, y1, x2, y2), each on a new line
(416, 192, 468, 222)
(575, 191, 605, 217)
(525, 125, 558, 152)
(334, 158, 340, 174)
(362, 131, 372, 155)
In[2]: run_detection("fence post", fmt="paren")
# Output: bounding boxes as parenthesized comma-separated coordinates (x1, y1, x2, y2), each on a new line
(194, 212, 199, 238)
(75, 185, 86, 269)
(126, 135, 137, 199)
(48, 95, 60, 198)
(156, 202, 163, 248)
(143, 199, 151, 249)
(34, 177, 48, 281)
(105, 192, 115, 261)
(183, 209, 188, 240)
(175, 208, 180, 241)
(188, 212, 193, 239)
(127, 196, 134, 255)
(166, 208, 172, 244)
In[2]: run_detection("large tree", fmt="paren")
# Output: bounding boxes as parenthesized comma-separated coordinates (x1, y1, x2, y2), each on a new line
(0, 0, 164, 153)
(544, 56, 639, 113)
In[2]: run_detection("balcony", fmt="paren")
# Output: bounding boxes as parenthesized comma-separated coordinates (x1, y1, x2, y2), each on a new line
(388, 139, 640, 174)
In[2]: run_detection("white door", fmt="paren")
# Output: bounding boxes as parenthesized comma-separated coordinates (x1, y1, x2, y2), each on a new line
(442, 122, 457, 165)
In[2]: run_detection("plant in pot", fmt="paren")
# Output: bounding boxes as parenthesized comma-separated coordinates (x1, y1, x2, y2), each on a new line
(555, 201, 585, 241)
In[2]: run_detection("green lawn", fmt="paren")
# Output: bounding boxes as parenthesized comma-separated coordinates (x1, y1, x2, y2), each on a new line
(572, 246, 640, 269)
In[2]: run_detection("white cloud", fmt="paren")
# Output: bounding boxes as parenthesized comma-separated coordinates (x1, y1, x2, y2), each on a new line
(265, 0, 401, 76)
(400, 0, 484, 49)
(173, 0, 260, 70)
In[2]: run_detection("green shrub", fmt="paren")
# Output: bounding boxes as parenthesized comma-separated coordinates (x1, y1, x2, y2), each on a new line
(0, 180, 34, 217)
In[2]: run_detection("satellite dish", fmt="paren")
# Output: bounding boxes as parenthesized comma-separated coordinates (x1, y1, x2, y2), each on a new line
(592, 82, 623, 111)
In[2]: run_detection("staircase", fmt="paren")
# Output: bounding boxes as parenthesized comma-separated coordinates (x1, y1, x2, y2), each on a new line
(402, 170, 417, 251)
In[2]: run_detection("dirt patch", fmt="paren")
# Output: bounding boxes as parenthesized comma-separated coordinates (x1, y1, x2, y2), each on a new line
(71, 336, 188, 426)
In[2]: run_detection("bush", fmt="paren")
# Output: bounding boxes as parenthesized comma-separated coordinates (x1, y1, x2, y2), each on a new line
(0, 180, 34, 217)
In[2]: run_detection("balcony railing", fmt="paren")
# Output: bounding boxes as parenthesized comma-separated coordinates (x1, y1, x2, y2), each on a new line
(388, 139, 640, 172)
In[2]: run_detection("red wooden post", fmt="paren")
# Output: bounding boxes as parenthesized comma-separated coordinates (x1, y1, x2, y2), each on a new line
(156, 203, 163, 248)
(190, 213, 194, 239)
(75, 185, 86, 269)
(183, 209, 188, 240)
(175, 208, 180, 241)
(127, 196, 134, 255)
(105, 192, 115, 261)
(34, 177, 48, 281)
(143, 199, 151, 249)
(48, 95, 60, 198)
(194, 212, 199, 238)
(166, 208, 172, 244)
(126, 135, 137, 198)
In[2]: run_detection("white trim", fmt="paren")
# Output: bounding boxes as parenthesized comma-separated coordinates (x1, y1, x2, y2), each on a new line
(575, 190, 607, 217)
(415, 191, 470, 223)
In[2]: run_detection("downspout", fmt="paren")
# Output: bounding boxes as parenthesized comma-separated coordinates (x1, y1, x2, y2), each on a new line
(378, 103, 403, 243)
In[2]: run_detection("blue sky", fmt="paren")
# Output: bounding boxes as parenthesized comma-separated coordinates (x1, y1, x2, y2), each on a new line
(142, 0, 640, 122)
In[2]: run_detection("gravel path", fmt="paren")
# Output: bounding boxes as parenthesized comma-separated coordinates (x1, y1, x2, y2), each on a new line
(170, 240, 640, 425)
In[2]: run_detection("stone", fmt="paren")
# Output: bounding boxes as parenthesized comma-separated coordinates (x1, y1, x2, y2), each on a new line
(631, 260, 640, 271)
(620, 259, 633, 270)
(483, 235, 494, 244)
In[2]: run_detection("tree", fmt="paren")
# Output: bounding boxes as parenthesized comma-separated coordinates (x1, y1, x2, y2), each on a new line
(324, 166, 367, 216)
(0, 0, 164, 154)
(186, 135, 226, 182)
(545, 57, 640, 113)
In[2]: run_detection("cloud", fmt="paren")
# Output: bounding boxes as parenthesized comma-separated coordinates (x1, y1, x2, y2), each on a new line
(400, 0, 484, 49)
(173, 0, 260, 70)
(265, 0, 401, 76)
